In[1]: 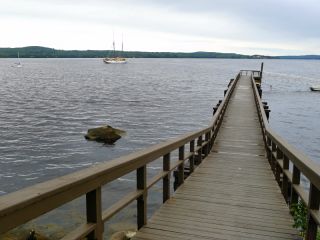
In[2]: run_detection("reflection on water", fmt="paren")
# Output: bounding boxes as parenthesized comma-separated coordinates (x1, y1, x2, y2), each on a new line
(0, 58, 319, 238)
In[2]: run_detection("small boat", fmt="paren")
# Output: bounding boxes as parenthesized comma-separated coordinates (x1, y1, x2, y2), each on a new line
(16, 51, 22, 68)
(103, 34, 127, 64)
(310, 85, 320, 91)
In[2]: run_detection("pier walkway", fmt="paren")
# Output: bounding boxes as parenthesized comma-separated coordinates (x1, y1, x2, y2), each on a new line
(132, 75, 300, 240)
(1, 69, 319, 240)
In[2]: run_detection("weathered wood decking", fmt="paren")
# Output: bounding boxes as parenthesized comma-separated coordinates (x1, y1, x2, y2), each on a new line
(133, 75, 301, 239)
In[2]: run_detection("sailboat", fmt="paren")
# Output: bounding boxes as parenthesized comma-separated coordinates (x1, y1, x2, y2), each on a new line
(310, 85, 320, 91)
(16, 52, 22, 68)
(103, 34, 127, 64)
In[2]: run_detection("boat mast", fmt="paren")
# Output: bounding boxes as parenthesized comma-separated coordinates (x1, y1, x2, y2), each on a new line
(121, 34, 123, 57)
(112, 32, 116, 58)
(18, 51, 21, 65)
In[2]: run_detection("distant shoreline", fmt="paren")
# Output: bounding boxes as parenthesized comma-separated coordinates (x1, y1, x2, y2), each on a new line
(0, 46, 319, 60)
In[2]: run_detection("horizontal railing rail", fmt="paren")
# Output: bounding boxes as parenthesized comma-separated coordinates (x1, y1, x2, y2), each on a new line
(240, 70, 261, 78)
(0, 73, 240, 239)
(251, 73, 320, 240)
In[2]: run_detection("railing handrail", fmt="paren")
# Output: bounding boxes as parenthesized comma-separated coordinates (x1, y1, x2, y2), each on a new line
(251, 75, 320, 189)
(240, 69, 260, 72)
(240, 70, 261, 77)
(0, 73, 240, 237)
(251, 73, 320, 239)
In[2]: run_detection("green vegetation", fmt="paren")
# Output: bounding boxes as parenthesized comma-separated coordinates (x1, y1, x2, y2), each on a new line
(290, 200, 320, 239)
(290, 201, 308, 236)
(0, 46, 272, 59)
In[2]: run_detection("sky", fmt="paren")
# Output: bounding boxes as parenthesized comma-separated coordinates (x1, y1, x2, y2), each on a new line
(0, 0, 319, 55)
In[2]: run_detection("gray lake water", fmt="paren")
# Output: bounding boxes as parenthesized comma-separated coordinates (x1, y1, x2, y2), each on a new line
(0, 58, 319, 238)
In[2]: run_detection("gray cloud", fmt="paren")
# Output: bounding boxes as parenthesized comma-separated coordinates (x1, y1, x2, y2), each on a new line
(1, 0, 319, 54)
(137, 0, 320, 39)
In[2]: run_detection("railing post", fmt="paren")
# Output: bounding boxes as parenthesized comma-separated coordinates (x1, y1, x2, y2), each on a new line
(178, 145, 185, 186)
(205, 132, 210, 157)
(196, 135, 203, 165)
(290, 165, 300, 206)
(211, 126, 216, 146)
(266, 136, 272, 165)
(306, 183, 320, 240)
(86, 187, 103, 240)
(271, 142, 277, 174)
(282, 155, 289, 203)
(276, 148, 283, 186)
(137, 165, 147, 229)
(163, 153, 170, 203)
(189, 140, 195, 173)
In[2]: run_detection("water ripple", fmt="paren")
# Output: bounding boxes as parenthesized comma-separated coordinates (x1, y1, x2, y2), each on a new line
(0, 58, 319, 195)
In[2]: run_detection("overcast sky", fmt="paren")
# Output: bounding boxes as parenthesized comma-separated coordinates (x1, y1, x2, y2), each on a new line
(1, 0, 319, 55)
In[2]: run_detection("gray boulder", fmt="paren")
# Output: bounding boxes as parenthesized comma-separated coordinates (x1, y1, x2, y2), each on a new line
(85, 125, 125, 144)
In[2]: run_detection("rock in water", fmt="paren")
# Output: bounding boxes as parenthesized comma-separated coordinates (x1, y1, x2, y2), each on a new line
(85, 125, 125, 144)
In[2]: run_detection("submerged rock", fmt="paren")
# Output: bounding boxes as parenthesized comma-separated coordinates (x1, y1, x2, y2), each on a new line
(85, 125, 125, 144)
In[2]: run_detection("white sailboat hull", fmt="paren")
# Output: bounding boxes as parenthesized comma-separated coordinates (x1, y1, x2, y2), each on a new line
(310, 85, 320, 91)
(103, 58, 127, 64)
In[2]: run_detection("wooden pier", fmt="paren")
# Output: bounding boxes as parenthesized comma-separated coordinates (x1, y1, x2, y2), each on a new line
(132, 74, 299, 240)
(1, 68, 320, 240)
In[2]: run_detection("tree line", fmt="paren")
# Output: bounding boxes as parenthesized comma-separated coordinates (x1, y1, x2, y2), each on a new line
(0, 46, 273, 59)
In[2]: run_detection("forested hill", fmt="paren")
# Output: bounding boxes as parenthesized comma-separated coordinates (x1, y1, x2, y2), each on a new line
(1, 46, 319, 59)
(277, 55, 320, 60)
(0, 46, 270, 59)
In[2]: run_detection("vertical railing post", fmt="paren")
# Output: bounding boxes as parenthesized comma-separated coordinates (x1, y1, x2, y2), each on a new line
(211, 126, 215, 147)
(276, 147, 283, 186)
(86, 187, 103, 240)
(306, 183, 320, 240)
(189, 140, 195, 173)
(210, 128, 215, 150)
(290, 165, 300, 206)
(178, 145, 185, 186)
(271, 142, 276, 174)
(260, 62, 264, 79)
(163, 153, 170, 203)
(282, 155, 289, 203)
(205, 132, 210, 157)
(266, 136, 272, 165)
(196, 135, 203, 165)
(137, 165, 147, 229)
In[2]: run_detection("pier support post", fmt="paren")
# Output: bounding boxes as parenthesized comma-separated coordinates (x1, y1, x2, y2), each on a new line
(266, 137, 272, 165)
(178, 145, 185, 185)
(276, 148, 283, 186)
(189, 140, 195, 173)
(290, 165, 300, 206)
(205, 132, 211, 156)
(174, 146, 185, 191)
(306, 183, 320, 240)
(260, 62, 264, 79)
(163, 153, 170, 203)
(195, 136, 203, 165)
(271, 142, 276, 173)
(86, 187, 103, 240)
(137, 165, 147, 229)
(282, 155, 290, 203)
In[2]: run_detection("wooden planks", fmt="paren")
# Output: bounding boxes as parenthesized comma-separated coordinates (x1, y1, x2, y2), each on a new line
(133, 75, 301, 240)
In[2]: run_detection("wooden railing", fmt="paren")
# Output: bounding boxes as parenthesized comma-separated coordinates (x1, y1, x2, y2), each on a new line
(240, 69, 261, 78)
(251, 73, 320, 240)
(0, 73, 240, 239)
